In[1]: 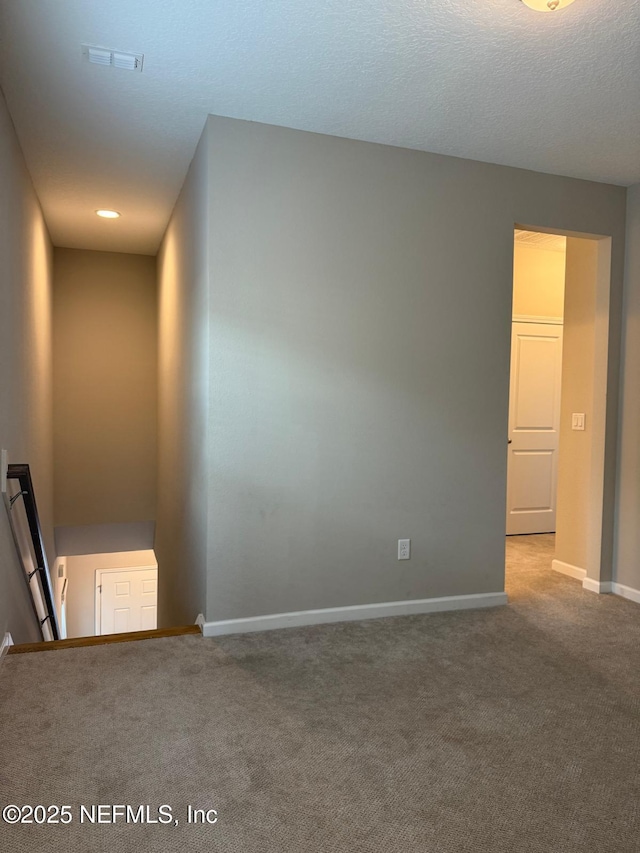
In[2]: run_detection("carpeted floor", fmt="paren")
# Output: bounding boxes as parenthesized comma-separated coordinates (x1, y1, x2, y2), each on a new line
(1, 535, 639, 852)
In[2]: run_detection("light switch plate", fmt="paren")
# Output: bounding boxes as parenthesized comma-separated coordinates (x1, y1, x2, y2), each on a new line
(572, 413, 586, 431)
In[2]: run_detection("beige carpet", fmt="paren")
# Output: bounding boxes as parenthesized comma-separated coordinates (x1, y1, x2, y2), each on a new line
(1, 535, 639, 852)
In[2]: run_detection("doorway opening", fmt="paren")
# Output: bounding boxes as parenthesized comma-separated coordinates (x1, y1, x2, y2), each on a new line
(506, 227, 613, 593)
(53, 545, 158, 640)
(507, 229, 566, 538)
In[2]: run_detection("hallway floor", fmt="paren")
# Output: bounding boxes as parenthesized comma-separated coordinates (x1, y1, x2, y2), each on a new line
(505, 532, 556, 599)
(1, 537, 639, 852)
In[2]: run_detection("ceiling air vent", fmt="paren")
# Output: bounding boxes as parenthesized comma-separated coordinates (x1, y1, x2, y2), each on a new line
(82, 44, 144, 72)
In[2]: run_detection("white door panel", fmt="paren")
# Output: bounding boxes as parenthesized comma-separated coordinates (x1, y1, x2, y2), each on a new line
(513, 337, 559, 428)
(97, 567, 158, 635)
(113, 607, 131, 633)
(507, 322, 563, 535)
(510, 451, 554, 511)
(140, 605, 157, 631)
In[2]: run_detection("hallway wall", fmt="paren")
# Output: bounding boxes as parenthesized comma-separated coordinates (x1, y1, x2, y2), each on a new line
(0, 89, 54, 643)
(555, 238, 598, 573)
(53, 248, 157, 528)
(512, 242, 565, 319)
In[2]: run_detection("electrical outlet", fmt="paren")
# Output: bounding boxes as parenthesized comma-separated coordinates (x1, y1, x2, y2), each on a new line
(398, 539, 411, 560)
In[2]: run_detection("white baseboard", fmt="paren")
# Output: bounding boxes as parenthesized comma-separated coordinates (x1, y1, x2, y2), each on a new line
(611, 582, 640, 605)
(552, 559, 586, 580)
(582, 577, 640, 604)
(202, 591, 508, 637)
(582, 578, 613, 594)
(1, 632, 14, 665)
(194, 613, 205, 633)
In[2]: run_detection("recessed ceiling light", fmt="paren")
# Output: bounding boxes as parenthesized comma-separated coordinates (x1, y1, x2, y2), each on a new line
(520, 0, 577, 10)
(95, 209, 121, 219)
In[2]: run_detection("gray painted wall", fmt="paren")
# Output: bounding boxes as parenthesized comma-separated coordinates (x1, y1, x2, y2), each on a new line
(55, 521, 155, 557)
(158, 115, 627, 626)
(53, 248, 158, 528)
(155, 128, 210, 627)
(0, 89, 54, 643)
(615, 185, 640, 591)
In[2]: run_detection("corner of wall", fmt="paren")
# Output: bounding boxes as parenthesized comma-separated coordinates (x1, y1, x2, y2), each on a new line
(155, 121, 211, 627)
(613, 185, 640, 591)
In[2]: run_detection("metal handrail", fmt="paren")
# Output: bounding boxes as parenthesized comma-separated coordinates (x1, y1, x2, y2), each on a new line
(5, 464, 60, 641)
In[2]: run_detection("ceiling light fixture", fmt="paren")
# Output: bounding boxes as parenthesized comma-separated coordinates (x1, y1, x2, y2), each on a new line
(520, 0, 577, 10)
(95, 209, 121, 219)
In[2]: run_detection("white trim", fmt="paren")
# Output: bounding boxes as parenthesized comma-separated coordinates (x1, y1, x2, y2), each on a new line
(582, 578, 613, 594)
(1, 632, 14, 664)
(202, 592, 508, 637)
(195, 613, 205, 633)
(552, 559, 586, 580)
(53, 557, 67, 640)
(611, 583, 640, 605)
(512, 314, 563, 325)
(581, 578, 640, 604)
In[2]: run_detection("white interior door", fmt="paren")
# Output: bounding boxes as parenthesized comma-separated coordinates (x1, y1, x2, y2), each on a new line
(506, 321, 563, 535)
(96, 567, 157, 635)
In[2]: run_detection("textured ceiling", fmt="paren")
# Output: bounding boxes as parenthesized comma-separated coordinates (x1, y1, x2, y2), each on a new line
(1, 0, 638, 255)
(515, 229, 567, 252)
